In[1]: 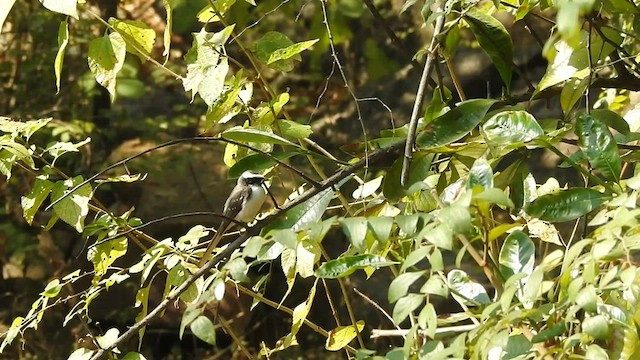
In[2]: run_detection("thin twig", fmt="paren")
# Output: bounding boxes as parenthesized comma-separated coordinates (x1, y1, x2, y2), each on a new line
(45, 137, 321, 211)
(401, 2, 446, 187)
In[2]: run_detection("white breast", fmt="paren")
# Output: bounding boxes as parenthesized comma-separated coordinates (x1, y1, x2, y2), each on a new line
(235, 184, 267, 223)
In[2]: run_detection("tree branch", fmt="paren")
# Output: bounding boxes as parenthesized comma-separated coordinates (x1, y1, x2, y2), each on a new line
(88, 139, 406, 360)
(401, 2, 446, 186)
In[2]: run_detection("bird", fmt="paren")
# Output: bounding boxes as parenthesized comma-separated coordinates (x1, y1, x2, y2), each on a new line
(198, 171, 267, 266)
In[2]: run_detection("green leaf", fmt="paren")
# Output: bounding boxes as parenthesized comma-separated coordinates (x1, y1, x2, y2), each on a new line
(88, 237, 127, 284)
(0, 117, 51, 140)
(21, 176, 54, 225)
(482, 111, 544, 145)
(367, 216, 393, 244)
(525, 188, 607, 222)
(560, 77, 589, 114)
(340, 217, 368, 252)
(88, 32, 126, 101)
(196, 0, 237, 23)
(228, 151, 298, 178)
(271, 187, 334, 232)
(467, 157, 493, 190)
(325, 321, 365, 351)
(420, 275, 449, 298)
(0, 0, 17, 35)
(582, 315, 609, 340)
(416, 99, 496, 148)
(267, 39, 318, 64)
(50, 176, 94, 232)
(67, 348, 94, 360)
(536, 30, 620, 96)
(254, 31, 298, 72)
(353, 176, 383, 199)
(41, 279, 62, 298)
(54, 20, 69, 93)
(576, 113, 621, 182)
(389, 271, 425, 303)
(122, 352, 148, 360)
(531, 323, 565, 343)
(557, 0, 595, 45)
(447, 269, 490, 306)
(383, 151, 433, 201)
(278, 119, 312, 139)
(590, 109, 630, 135)
(222, 127, 297, 146)
(464, 9, 513, 88)
(183, 26, 234, 105)
(498, 231, 535, 279)
(96, 328, 120, 349)
(392, 293, 424, 324)
(108, 19, 156, 62)
(39, 0, 78, 19)
(315, 254, 397, 278)
(190, 315, 217, 345)
(418, 302, 437, 337)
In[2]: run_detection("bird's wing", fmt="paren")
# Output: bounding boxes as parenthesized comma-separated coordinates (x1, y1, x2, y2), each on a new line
(198, 185, 252, 267)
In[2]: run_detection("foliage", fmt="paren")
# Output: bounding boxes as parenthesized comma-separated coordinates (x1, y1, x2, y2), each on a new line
(1, 0, 640, 358)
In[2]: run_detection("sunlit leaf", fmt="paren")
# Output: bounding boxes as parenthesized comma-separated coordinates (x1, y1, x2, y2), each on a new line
(190, 316, 217, 345)
(228, 151, 298, 179)
(576, 113, 621, 182)
(50, 176, 93, 232)
(498, 231, 534, 279)
(21, 176, 54, 225)
(416, 99, 496, 148)
(315, 254, 397, 278)
(109, 19, 156, 62)
(447, 269, 490, 306)
(222, 127, 297, 146)
(196, 0, 237, 23)
(525, 188, 607, 222)
(183, 26, 234, 104)
(267, 39, 318, 64)
(88, 33, 126, 101)
(0, 0, 17, 35)
(41, 279, 62, 298)
(467, 157, 493, 190)
(39, 0, 77, 19)
(54, 21, 69, 93)
(482, 110, 544, 145)
(88, 237, 127, 284)
(278, 119, 313, 139)
(464, 9, 513, 88)
(325, 321, 365, 351)
(254, 31, 298, 72)
(389, 271, 425, 303)
(393, 293, 424, 323)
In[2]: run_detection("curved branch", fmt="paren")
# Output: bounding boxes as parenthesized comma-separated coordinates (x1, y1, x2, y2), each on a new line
(88, 139, 406, 360)
(45, 136, 321, 211)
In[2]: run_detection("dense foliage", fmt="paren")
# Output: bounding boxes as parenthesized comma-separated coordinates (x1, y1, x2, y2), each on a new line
(2, 0, 640, 358)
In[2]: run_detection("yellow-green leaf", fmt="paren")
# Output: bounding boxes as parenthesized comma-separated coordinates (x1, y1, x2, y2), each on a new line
(267, 39, 318, 64)
(54, 20, 69, 93)
(88, 33, 126, 101)
(21, 176, 54, 225)
(109, 19, 156, 62)
(50, 176, 93, 232)
(325, 320, 365, 351)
